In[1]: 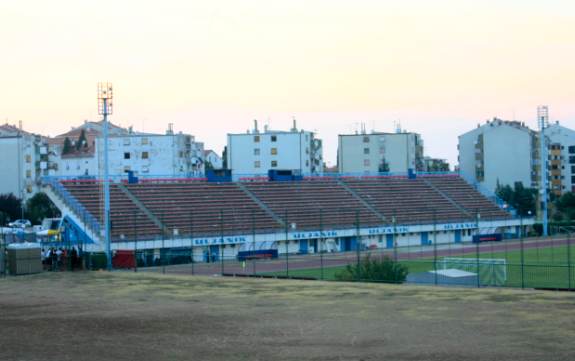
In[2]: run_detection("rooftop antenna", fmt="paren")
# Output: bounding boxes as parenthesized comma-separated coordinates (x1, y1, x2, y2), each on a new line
(538, 105, 549, 237)
(98, 82, 113, 271)
(394, 120, 402, 134)
(291, 116, 297, 132)
(253, 119, 258, 133)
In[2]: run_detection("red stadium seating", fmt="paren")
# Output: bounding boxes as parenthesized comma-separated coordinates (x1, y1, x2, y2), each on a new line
(59, 175, 511, 241)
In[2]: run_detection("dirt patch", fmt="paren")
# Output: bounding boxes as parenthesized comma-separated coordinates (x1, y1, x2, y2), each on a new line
(1, 272, 574, 361)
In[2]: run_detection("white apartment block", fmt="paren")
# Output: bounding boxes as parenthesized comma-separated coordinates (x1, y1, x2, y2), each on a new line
(337, 131, 424, 174)
(226, 121, 323, 178)
(0, 124, 49, 200)
(545, 122, 575, 195)
(458, 119, 538, 193)
(96, 132, 204, 178)
(50, 121, 205, 179)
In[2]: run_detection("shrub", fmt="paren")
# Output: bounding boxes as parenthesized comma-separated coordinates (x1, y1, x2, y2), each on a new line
(335, 255, 408, 283)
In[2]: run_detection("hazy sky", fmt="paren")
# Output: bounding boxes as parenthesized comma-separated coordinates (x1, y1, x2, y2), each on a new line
(1, 0, 574, 167)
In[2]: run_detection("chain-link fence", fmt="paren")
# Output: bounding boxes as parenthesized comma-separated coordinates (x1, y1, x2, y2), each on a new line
(86, 208, 575, 290)
(4, 206, 575, 290)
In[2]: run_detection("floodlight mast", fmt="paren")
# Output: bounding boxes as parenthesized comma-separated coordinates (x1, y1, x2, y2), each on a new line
(538, 105, 549, 237)
(98, 83, 113, 271)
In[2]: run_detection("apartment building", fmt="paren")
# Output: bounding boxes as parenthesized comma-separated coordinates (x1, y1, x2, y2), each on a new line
(0, 124, 49, 200)
(226, 120, 323, 178)
(337, 131, 424, 174)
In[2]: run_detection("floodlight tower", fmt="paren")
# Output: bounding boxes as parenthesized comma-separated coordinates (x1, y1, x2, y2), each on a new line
(538, 105, 549, 237)
(98, 82, 114, 271)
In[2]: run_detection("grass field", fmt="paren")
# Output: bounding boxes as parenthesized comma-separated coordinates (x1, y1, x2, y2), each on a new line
(267, 242, 575, 289)
(1, 272, 575, 360)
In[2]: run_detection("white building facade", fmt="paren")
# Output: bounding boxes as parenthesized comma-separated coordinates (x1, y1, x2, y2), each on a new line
(226, 122, 323, 178)
(96, 132, 204, 178)
(0, 124, 49, 200)
(545, 122, 575, 195)
(204, 150, 223, 169)
(50, 121, 205, 179)
(337, 132, 424, 174)
(458, 119, 538, 193)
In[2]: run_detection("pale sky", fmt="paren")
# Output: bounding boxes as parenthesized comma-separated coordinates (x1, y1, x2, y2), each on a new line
(1, 0, 574, 167)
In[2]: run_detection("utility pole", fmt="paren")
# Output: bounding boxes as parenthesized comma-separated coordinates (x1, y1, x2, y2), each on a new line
(538, 106, 549, 237)
(98, 83, 113, 271)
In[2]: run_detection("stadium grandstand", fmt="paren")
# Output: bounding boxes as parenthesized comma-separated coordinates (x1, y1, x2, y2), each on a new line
(41, 172, 529, 263)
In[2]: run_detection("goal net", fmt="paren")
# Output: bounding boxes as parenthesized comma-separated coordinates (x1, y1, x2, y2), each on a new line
(439, 257, 507, 286)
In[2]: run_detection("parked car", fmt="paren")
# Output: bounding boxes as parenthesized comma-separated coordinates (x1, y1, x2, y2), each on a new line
(8, 219, 31, 229)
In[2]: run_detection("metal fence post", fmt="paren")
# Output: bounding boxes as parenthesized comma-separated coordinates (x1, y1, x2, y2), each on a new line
(161, 211, 165, 274)
(190, 210, 194, 275)
(320, 208, 324, 281)
(220, 210, 224, 275)
(476, 211, 481, 288)
(520, 215, 525, 289)
(567, 231, 572, 290)
(355, 210, 360, 280)
(252, 209, 256, 276)
(285, 209, 289, 277)
(392, 215, 397, 262)
(134, 210, 138, 273)
(433, 211, 438, 286)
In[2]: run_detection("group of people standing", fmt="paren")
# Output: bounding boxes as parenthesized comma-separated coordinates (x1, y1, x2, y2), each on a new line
(42, 246, 83, 271)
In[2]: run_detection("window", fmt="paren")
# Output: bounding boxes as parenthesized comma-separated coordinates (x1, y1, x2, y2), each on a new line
(26, 170, 31, 178)
(271, 135, 277, 142)
(123, 166, 131, 172)
(254, 160, 261, 168)
(306, 160, 309, 167)
(364, 159, 370, 167)
(364, 148, 370, 155)
(254, 148, 260, 156)
(141, 137, 149, 145)
(25, 155, 31, 163)
(271, 148, 278, 155)
(254, 135, 260, 143)
(570, 146, 575, 154)
(271, 160, 278, 167)
(363, 136, 370, 143)
(123, 138, 131, 146)
(142, 151, 149, 159)
(571, 165, 575, 173)
(569, 156, 575, 164)
(124, 152, 131, 159)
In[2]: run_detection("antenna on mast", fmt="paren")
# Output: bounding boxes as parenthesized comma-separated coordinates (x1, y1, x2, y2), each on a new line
(98, 82, 113, 271)
(538, 105, 549, 237)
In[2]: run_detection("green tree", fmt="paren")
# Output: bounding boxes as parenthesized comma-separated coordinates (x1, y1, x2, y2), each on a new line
(76, 129, 87, 151)
(554, 192, 575, 221)
(335, 255, 409, 283)
(62, 137, 73, 155)
(24, 192, 60, 225)
(222, 146, 228, 169)
(378, 160, 390, 173)
(0, 193, 23, 225)
(496, 182, 536, 217)
(204, 160, 214, 171)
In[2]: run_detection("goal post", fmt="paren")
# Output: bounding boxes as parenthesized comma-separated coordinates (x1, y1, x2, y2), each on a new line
(439, 257, 507, 286)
